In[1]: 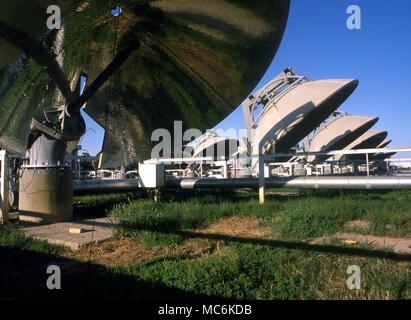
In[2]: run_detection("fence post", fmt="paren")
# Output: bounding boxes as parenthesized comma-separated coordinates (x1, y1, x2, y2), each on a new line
(223, 161, 228, 178)
(0, 150, 9, 224)
(258, 152, 265, 205)
(366, 153, 370, 177)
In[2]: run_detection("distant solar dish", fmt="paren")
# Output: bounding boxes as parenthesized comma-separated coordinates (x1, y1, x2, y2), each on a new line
(191, 135, 239, 160)
(0, 0, 290, 167)
(377, 139, 392, 149)
(337, 130, 388, 161)
(371, 138, 396, 160)
(348, 130, 388, 150)
(372, 152, 396, 160)
(307, 115, 379, 163)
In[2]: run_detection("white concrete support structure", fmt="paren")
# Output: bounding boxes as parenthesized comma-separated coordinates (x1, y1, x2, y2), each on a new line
(0, 150, 9, 224)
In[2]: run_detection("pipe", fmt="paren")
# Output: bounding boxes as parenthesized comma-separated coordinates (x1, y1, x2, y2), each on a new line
(166, 176, 411, 190)
(73, 179, 140, 195)
(73, 176, 411, 195)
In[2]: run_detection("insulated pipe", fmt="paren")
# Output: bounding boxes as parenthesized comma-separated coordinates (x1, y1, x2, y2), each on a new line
(165, 176, 411, 190)
(73, 179, 140, 195)
(73, 176, 411, 195)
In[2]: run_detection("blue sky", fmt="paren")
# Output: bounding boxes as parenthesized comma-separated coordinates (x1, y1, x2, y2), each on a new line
(81, 0, 411, 156)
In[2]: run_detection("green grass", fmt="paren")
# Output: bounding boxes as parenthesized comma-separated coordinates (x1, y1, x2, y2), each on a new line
(111, 189, 411, 243)
(0, 226, 66, 256)
(120, 243, 410, 300)
(1, 189, 410, 299)
(107, 189, 411, 299)
(111, 190, 283, 245)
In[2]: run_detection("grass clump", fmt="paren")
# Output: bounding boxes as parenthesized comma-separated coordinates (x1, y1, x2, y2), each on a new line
(0, 226, 66, 256)
(276, 190, 411, 240)
(124, 245, 305, 300)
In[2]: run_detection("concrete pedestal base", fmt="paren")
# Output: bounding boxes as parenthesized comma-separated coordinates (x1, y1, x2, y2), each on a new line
(19, 167, 73, 223)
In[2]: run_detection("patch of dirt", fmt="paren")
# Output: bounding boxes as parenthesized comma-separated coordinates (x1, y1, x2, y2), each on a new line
(65, 237, 160, 268)
(65, 217, 270, 268)
(65, 237, 214, 268)
(198, 216, 270, 239)
(309, 233, 411, 254)
(165, 239, 214, 259)
(344, 220, 370, 229)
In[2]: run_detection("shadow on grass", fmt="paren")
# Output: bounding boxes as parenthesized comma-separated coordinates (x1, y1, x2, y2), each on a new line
(157, 188, 397, 204)
(73, 191, 148, 218)
(73, 189, 400, 218)
(118, 223, 411, 263)
(0, 246, 219, 300)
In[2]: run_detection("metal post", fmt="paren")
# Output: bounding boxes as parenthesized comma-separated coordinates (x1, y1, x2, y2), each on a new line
(0, 150, 9, 224)
(366, 153, 370, 177)
(235, 158, 238, 178)
(223, 161, 228, 179)
(258, 151, 265, 205)
(154, 188, 160, 202)
(77, 159, 81, 179)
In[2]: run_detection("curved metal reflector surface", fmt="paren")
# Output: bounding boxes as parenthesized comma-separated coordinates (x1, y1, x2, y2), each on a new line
(372, 137, 396, 160)
(307, 115, 379, 162)
(372, 152, 396, 160)
(366, 138, 393, 161)
(0, 0, 290, 166)
(377, 139, 392, 149)
(341, 130, 388, 161)
(98, 0, 290, 167)
(252, 79, 359, 159)
(0, 1, 72, 154)
(191, 136, 239, 159)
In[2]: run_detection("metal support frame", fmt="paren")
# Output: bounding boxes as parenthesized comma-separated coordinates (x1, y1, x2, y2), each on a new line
(253, 147, 411, 160)
(140, 147, 411, 203)
(0, 150, 9, 224)
(241, 68, 306, 145)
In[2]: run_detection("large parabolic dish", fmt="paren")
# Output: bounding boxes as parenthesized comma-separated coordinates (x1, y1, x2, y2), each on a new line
(0, 0, 290, 166)
(251, 78, 359, 160)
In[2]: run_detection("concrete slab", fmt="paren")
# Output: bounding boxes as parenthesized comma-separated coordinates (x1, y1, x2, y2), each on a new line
(20, 217, 116, 250)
